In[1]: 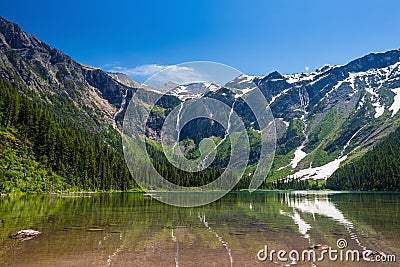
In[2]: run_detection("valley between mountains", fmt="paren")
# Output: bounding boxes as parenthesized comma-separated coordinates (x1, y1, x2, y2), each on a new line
(1, 16, 400, 193)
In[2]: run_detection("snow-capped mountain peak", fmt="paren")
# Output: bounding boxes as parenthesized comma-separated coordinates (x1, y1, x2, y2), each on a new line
(167, 81, 222, 101)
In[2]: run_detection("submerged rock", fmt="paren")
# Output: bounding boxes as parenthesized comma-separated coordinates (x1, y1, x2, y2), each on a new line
(309, 244, 330, 250)
(87, 228, 104, 232)
(11, 229, 42, 241)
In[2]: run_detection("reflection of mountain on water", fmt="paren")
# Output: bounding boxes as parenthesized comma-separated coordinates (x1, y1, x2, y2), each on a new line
(284, 192, 353, 227)
(280, 210, 312, 239)
(279, 191, 367, 250)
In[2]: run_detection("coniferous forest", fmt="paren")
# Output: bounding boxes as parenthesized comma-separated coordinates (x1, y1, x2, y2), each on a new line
(2, 71, 400, 193)
(2, 73, 400, 193)
(0, 80, 237, 193)
(326, 127, 400, 191)
(0, 80, 134, 193)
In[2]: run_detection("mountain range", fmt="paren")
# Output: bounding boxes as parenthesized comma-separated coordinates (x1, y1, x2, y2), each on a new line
(1, 16, 400, 191)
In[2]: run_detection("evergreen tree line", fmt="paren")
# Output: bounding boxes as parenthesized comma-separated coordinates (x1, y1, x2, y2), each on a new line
(0, 79, 135, 192)
(263, 177, 324, 190)
(152, 161, 227, 188)
(145, 141, 236, 188)
(326, 126, 400, 191)
(0, 79, 239, 192)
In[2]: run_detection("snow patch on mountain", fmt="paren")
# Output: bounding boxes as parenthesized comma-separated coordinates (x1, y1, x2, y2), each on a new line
(233, 86, 258, 99)
(364, 85, 385, 118)
(320, 63, 400, 114)
(357, 96, 366, 110)
(240, 87, 255, 95)
(290, 156, 347, 181)
(174, 85, 189, 94)
(208, 83, 220, 92)
(236, 74, 258, 84)
(389, 88, 400, 117)
(168, 82, 221, 100)
(322, 74, 357, 101)
(373, 104, 385, 118)
(289, 146, 308, 169)
(270, 88, 291, 105)
(284, 72, 318, 84)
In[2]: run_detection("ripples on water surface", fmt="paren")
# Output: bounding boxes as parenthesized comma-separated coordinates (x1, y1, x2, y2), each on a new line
(0, 191, 399, 266)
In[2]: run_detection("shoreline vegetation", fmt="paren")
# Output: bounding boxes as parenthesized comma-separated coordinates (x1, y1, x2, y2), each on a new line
(1, 79, 399, 195)
(3, 187, 400, 198)
(0, 80, 135, 194)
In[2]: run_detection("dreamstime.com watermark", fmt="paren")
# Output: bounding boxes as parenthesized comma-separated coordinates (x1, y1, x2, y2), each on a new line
(257, 239, 396, 263)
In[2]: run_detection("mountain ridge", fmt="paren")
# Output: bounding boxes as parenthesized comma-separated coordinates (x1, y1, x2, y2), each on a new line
(1, 15, 400, 189)
(0, 16, 138, 133)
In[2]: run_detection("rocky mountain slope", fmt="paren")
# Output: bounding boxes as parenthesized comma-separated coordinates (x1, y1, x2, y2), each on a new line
(1, 15, 400, 186)
(0, 16, 136, 133)
(138, 51, 400, 182)
(250, 50, 400, 181)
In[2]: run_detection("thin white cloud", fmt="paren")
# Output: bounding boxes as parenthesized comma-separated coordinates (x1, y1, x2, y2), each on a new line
(305, 66, 310, 72)
(107, 64, 212, 86)
(107, 62, 242, 87)
(107, 64, 170, 76)
(150, 65, 210, 86)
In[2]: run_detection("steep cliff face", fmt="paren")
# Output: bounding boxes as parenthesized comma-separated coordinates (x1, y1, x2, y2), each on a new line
(1, 15, 400, 183)
(0, 16, 136, 132)
(160, 50, 400, 181)
(225, 50, 400, 180)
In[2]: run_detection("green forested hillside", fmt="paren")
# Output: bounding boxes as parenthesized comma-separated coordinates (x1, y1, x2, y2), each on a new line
(0, 80, 136, 193)
(327, 127, 400, 191)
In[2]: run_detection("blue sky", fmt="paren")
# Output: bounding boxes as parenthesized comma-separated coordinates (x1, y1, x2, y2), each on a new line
(2, 0, 400, 82)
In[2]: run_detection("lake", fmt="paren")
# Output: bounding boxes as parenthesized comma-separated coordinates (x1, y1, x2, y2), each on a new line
(0, 191, 399, 266)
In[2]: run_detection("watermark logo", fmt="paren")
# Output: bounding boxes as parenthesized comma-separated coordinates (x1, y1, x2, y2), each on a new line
(257, 238, 396, 263)
(336, 238, 347, 249)
(122, 61, 276, 207)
